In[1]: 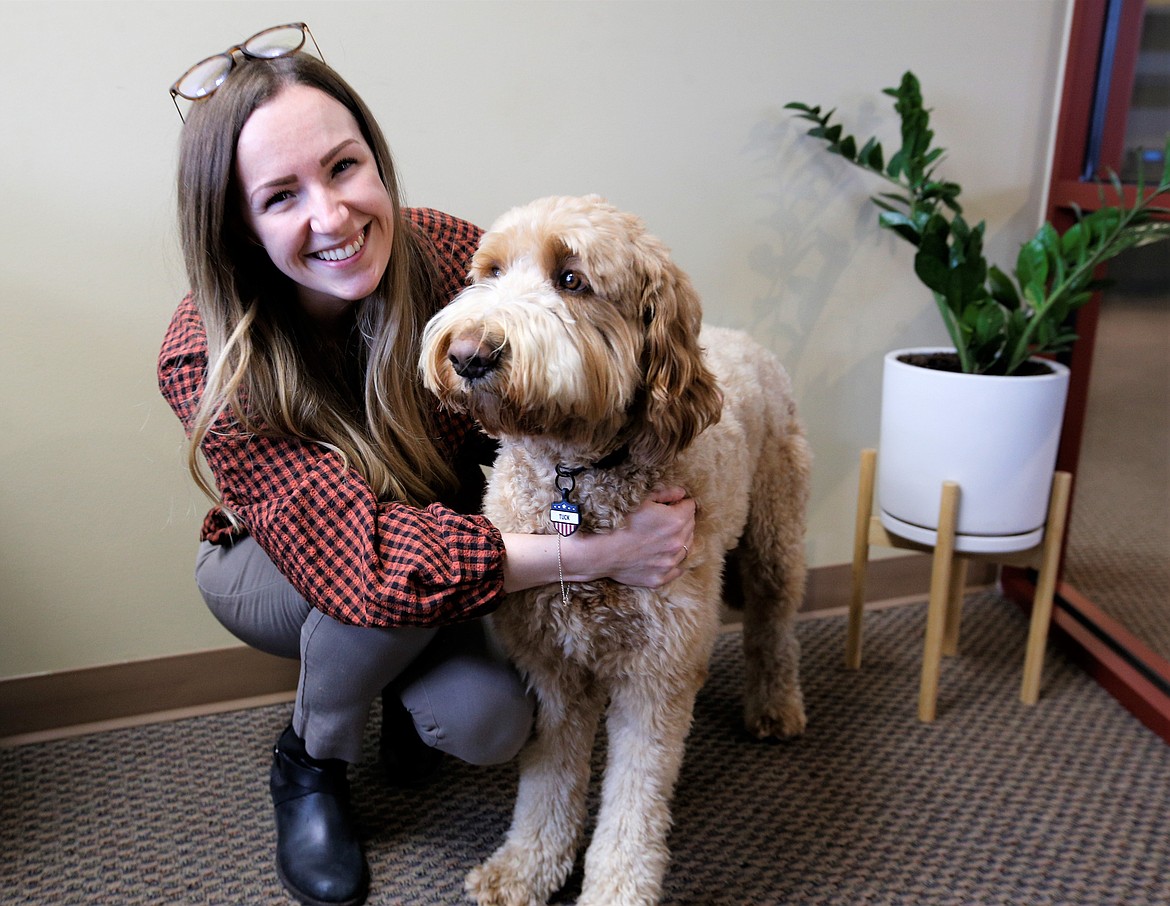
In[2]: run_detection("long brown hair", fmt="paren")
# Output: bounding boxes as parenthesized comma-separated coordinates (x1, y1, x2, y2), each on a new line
(176, 54, 456, 510)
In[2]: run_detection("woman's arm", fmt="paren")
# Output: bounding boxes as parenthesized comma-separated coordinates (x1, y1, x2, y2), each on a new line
(500, 486, 695, 593)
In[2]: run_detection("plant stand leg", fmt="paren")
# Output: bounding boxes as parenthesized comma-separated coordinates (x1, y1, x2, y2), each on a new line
(1020, 471, 1073, 705)
(943, 557, 968, 657)
(846, 449, 878, 670)
(919, 481, 960, 722)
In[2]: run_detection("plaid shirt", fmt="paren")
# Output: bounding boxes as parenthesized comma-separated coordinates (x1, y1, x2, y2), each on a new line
(158, 208, 505, 628)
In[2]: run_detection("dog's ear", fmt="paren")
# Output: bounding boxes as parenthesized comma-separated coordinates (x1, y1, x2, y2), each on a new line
(630, 248, 723, 467)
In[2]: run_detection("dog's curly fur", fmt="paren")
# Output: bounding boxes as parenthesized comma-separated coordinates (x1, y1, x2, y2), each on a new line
(420, 195, 811, 906)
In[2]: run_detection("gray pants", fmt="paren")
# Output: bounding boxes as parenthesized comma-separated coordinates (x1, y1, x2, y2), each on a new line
(195, 537, 533, 764)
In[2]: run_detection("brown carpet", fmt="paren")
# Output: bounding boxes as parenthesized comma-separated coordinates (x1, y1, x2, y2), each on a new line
(3, 592, 1169, 905)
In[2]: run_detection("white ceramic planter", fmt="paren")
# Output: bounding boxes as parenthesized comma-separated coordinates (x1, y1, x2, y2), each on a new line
(877, 348, 1071, 554)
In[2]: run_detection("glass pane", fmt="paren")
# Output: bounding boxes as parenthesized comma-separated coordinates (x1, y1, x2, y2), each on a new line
(1121, 5, 1170, 181)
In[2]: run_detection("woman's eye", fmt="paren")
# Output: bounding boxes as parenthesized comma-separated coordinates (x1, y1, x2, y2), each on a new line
(557, 270, 589, 293)
(263, 190, 294, 210)
(332, 157, 358, 177)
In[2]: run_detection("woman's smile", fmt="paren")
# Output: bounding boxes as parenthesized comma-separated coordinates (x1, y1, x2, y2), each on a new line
(309, 225, 368, 262)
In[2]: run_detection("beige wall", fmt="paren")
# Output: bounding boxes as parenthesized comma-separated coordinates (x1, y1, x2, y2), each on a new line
(0, 0, 1069, 679)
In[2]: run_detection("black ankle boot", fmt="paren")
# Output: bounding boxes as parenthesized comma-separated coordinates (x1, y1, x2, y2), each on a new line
(380, 688, 442, 787)
(270, 725, 369, 906)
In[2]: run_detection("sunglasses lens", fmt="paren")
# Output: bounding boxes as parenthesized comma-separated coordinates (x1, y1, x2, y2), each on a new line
(175, 54, 233, 100)
(244, 24, 306, 59)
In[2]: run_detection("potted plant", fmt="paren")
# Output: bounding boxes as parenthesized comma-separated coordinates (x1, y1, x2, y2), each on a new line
(787, 72, 1170, 551)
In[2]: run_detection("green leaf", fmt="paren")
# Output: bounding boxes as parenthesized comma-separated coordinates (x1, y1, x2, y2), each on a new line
(1060, 222, 1088, 260)
(1006, 308, 1029, 340)
(1034, 222, 1061, 260)
(879, 211, 923, 244)
(1032, 222, 1064, 284)
(976, 305, 1006, 345)
(1016, 237, 1049, 296)
(915, 256, 951, 297)
(935, 183, 964, 214)
(949, 213, 971, 245)
(923, 148, 946, 168)
(858, 137, 884, 171)
(915, 248, 952, 298)
(988, 265, 1020, 310)
(811, 123, 845, 146)
(1022, 280, 1047, 311)
(886, 148, 906, 179)
(1085, 207, 1122, 237)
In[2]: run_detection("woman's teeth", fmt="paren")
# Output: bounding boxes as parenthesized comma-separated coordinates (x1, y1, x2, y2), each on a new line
(313, 230, 366, 261)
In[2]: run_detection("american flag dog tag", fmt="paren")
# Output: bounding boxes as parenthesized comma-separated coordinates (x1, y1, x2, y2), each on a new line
(550, 492, 581, 536)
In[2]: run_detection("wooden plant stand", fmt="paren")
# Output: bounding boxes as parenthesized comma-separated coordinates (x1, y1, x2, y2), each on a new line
(847, 448, 1073, 722)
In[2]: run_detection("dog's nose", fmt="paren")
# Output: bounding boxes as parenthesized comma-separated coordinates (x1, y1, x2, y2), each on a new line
(447, 336, 500, 380)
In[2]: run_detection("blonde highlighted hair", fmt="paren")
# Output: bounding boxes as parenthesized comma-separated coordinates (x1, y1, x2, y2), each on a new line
(177, 54, 455, 510)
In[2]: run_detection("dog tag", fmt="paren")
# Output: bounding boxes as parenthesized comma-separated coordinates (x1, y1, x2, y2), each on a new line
(550, 491, 581, 536)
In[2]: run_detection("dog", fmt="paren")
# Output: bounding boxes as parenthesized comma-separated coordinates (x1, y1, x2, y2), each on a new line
(420, 195, 811, 906)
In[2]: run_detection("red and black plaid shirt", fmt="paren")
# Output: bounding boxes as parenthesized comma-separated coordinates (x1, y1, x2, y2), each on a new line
(157, 208, 504, 628)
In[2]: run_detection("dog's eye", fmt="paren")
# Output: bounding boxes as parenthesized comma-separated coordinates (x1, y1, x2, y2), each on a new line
(489, 265, 503, 279)
(557, 270, 590, 294)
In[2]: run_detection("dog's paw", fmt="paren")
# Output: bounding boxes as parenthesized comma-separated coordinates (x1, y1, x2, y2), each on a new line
(745, 696, 807, 740)
(465, 857, 542, 906)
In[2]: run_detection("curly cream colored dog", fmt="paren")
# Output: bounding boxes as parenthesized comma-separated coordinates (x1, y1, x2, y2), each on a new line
(420, 195, 810, 906)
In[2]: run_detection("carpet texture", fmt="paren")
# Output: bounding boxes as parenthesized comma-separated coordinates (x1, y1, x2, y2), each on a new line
(4, 592, 1169, 905)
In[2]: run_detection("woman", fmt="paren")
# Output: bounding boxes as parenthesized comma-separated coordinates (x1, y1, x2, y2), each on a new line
(158, 26, 695, 906)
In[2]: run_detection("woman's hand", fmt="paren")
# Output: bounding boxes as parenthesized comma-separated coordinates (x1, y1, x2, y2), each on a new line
(592, 485, 695, 587)
(499, 485, 696, 593)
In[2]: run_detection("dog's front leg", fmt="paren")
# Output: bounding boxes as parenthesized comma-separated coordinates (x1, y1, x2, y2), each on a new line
(576, 670, 703, 906)
(466, 668, 605, 906)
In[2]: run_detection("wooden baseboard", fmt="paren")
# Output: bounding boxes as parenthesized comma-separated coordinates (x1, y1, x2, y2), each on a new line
(0, 648, 299, 746)
(1, 555, 983, 746)
(801, 556, 995, 614)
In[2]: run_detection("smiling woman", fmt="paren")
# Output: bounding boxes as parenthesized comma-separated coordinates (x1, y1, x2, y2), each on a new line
(159, 38, 695, 906)
(173, 56, 450, 510)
